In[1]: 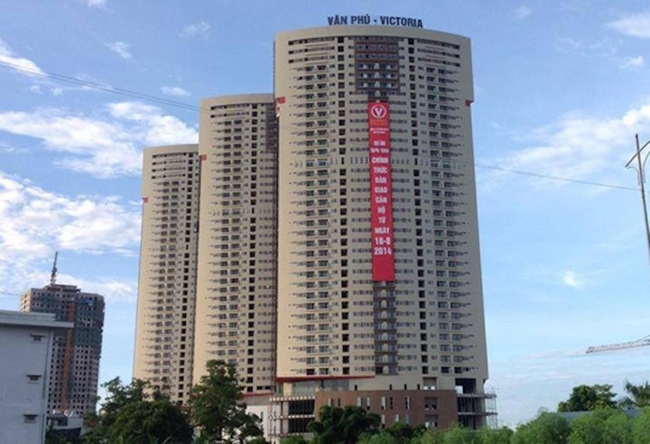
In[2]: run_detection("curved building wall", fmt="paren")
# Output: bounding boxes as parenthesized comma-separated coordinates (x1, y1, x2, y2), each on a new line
(134, 144, 200, 404)
(273, 25, 488, 431)
(193, 94, 278, 401)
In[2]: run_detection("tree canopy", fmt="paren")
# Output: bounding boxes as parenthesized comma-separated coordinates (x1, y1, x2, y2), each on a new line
(567, 408, 632, 444)
(190, 360, 265, 444)
(53, 377, 650, 444)
(511, 411, 570, 444)
(307, 405, 381, 444)
(557, 384, 617, 412)
(86, 377, 193, 444)
(620, 380, 650, 409)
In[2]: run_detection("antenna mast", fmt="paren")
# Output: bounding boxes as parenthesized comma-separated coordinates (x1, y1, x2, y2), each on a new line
(50, 252, 58, 285)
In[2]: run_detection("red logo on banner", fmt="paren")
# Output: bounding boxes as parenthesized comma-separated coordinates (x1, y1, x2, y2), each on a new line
(368, 102, 395, 282)
(370, 103, 388, 119)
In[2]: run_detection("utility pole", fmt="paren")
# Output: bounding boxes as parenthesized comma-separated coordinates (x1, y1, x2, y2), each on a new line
(626, 134, 650, 267)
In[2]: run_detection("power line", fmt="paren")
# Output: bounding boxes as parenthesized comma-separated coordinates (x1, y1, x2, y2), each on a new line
(0, 60, 206, 113)
(1, 60, 639, 193)
(475, 164, 638, 192)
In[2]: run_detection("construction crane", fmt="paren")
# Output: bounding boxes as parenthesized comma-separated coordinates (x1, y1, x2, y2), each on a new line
(586, 336, 650, 354)
(50, 251, 58, 285)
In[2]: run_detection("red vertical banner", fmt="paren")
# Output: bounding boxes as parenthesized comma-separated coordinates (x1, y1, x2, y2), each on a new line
(368, 102, 395, 282)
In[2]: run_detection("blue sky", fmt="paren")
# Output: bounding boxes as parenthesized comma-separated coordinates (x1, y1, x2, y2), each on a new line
(1, 0, 650, 427)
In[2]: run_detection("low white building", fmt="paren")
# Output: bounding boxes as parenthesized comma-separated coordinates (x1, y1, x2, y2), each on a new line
(0, 310, 72, 444)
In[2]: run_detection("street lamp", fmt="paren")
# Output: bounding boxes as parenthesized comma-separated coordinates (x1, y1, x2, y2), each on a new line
(625, 134, 650, 266)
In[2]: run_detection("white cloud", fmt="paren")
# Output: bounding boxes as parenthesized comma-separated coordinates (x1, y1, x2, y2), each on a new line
(0, 170, 140, 301)
(609, 11, 650, 39)
(555, 36, 617, 58)
(562, 270, 582, 288)
(0, 141, 25, 154)
(107, 101, 198, 147)
(179, 21, 210, 39)
(555, 35, 644, 71)
(57, 274, 137, 303)
(29, 85, 42, 94)
(86, 0, 106, 7)
(0, 39, 45, 77)
(0, 101, 198, 177)
(161, 86, 191, 97)
(0, 271, 136, 305)
(491, 101, 650, 188)
(514, 6, 532, 19)
(621, 55, 645, 68)
(0, 173, 140, 254)
(104, 41, 132, 60)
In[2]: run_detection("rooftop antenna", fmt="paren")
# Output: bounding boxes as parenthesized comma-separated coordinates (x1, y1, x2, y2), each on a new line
(50, 252, 58, 285)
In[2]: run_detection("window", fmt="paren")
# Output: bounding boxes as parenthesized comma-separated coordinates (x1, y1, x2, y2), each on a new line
(30, 334, 45, 342)
(26, 374, 42, 383)
(23, 414, 38, 423)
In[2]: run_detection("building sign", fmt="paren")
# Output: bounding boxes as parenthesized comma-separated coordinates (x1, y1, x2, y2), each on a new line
(368, 102, 395, 282)
(327, 15, 424, 28)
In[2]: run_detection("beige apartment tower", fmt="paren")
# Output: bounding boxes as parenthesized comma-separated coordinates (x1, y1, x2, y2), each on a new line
(133, 144, 200, 404)
(271, 24, 490, 437)
(193, 95, 278, 428)
(134, 20, 492, 440)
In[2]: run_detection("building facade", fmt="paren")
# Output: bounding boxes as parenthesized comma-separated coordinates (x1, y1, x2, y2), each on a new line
(271, 24, 490, 437)
(20, 283, 104, 416)
(193, 95, 278, 432)
(133, 144, 200, 404)
(0, 310, 72, 444)
(135, 20, 492, 441)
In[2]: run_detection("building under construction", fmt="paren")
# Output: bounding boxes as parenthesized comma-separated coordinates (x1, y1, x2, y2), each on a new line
(20, 259, 104, 415)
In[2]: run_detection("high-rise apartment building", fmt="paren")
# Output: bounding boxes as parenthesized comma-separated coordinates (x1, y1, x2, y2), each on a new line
(193, 95, 278, 426)
(135, 19, 492, 440)
(21, 281, 104, 415)
(133, 144, 200, 404)
(271, 23, 489, 436)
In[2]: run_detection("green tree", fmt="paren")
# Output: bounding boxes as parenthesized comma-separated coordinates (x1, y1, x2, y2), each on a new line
(190, 360, 265, 444)
(557, 384, 617, 412)
(602, 409, 633, 444)
(87, 377, 192, 444)
(569, 409, 615, 444)
(45, 429, 82, 444)
(441, 425, 482, 444)
(512, 411, 570, 444)
(357, 430, 398, 444)
(95, 377, 149, 432)
(410, 428, 444, 444)
(106, 398, 193, 443)
(480, 426, 514, 444)
(279, 436, 309, 444)
(386, 422, 426, 443)
(632, 407, 650, 444)
(307, 405, 381, 444)
(620, 381, 650, 409)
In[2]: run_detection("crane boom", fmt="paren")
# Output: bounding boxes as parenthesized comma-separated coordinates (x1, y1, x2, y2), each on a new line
(586, 336, 650, 354)
(50, 251, 58, 285)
